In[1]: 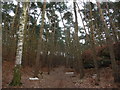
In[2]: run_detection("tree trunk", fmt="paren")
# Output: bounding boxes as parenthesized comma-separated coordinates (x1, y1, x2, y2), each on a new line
(10, 3, 20, 61)
(34, 0, 46, 77)
(10, 2, 29, 86)
(89, 2, 100, 85)
(60, 12, 70, 68)
(97, 2, 120, 83)
(73, 2, 84, 79)
(76, 2, 90, 44)
(95, 23, 104, 47)
(22, 5, 29, 67)
(106, 2, 118, 43)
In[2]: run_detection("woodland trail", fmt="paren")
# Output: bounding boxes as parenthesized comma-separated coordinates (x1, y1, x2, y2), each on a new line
(38, 66, 76, 88)
(3, 61, 118, 88)
(3, 61, 77, 88)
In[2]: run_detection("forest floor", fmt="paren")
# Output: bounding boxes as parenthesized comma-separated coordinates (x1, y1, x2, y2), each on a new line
(2, 61, 120, 88)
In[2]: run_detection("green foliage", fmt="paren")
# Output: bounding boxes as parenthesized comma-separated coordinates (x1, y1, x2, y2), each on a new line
(55, 2, 67, 13)
(37, 2, 43, 8)
(63, 11, 73, 20)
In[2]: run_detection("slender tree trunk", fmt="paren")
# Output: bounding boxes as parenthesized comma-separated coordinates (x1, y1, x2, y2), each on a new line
(60, 12, 70, 68)
(23, 7, 41, 67)
(34, 0, 46, 77)
(89, 2, 100, 85)
(66, 29, 71, 67)
(9, 3, 20, 61)
(76, 2, 90, 44)
(95, 23, 104, 47)
(47, 17, 51, 74)
(97, 2, 120, 83)
(106, 2, 118, 42)
(50, 19, 56, 72)
(10, 2, 29, 86)
(73, 2, 84, 79)
(22, 4, 29, 67)
(11, 3, 19, 30)
(3, 19, 9, 59)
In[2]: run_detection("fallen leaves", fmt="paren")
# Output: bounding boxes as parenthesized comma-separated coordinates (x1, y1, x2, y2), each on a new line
(2, 61, 118, 88)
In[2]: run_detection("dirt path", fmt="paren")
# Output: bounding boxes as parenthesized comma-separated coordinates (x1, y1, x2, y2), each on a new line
(3, 61, 118, 88)
(53, 66, 75, 88)
(37, 66, 76, 88)
(20, 66, 118, 88)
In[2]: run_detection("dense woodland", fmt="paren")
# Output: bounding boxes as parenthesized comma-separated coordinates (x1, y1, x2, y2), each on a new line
(2, 0, 120, 88)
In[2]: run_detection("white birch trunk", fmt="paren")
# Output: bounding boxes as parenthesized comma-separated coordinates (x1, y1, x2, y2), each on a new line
(10, 2, 29, 86)
(15, 2, 29, 65)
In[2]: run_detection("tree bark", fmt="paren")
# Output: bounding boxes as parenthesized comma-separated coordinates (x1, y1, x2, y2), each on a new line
(34, 0, 46, 77)
(76, 2, 90, 44)
(97, 2, 120, 83)
(73, 2, 84, 79)
(60, 12, 70, 68)
(89, 2, 100, 85)
(10, 2, 29, 86)
(106, 2, 118, 43)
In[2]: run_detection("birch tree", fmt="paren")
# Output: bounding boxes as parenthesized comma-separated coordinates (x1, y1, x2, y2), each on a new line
(10, 2, 29, 86)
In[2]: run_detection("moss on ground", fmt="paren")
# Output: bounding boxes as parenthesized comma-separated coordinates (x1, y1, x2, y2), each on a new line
(9, 65, 22, 86)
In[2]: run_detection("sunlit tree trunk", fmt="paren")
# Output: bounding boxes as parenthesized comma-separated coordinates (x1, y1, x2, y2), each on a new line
(97, 2, 120, 83)
(34, 0, 46, 77)
(10, 2, 29, 86)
